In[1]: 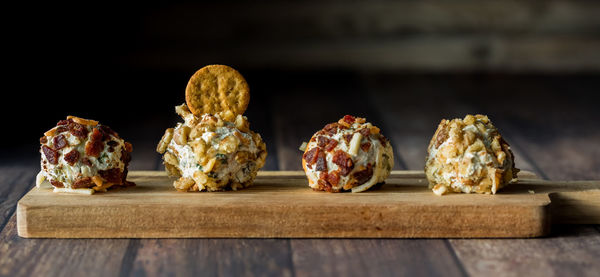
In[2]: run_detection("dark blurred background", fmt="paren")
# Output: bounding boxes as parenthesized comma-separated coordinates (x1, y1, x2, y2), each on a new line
(4, 1, 600, 175)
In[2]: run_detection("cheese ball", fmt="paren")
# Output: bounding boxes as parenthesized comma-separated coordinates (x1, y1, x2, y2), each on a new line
(302, 115, 394, 192)
(157, 104, 267, 192)
(425, 114, 519, 196)
(38, 116, 134, 194)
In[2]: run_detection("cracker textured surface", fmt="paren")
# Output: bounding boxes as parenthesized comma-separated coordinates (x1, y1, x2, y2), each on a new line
(185, 65, 250, 116)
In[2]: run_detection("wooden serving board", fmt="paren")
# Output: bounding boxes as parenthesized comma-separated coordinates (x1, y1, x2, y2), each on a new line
(17, 171, 600, 238)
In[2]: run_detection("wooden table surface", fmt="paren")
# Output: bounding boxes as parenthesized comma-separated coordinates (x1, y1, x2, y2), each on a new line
(1, 74, 599, 276)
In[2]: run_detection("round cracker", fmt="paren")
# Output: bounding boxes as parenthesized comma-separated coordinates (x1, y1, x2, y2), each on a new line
(185, 65, 250, 116)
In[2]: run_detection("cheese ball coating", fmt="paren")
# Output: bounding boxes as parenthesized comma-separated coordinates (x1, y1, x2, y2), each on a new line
(38, 116, 134, 194)
(157, 104, 267, 192)
(302, 115, 394, 192)
(425, 114, 519, 196)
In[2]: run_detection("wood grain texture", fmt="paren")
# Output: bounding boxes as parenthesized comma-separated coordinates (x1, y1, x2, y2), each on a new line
(130, 239, 293, 276)
(0, 215, 132, 277)
(450, 225, 600, 277)
(291, 239, 467, 277)
(18, 170, 589, 239)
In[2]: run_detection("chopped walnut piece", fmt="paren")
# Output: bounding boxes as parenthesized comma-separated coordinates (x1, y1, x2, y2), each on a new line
(174, 177, 195, 192)
(156, 128, 174, 154)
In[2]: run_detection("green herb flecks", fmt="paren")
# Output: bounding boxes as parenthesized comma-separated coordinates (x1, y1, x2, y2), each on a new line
(98, 152, 108, 164)
(207, 171, 218, 178)
(216, 153, 228, 163)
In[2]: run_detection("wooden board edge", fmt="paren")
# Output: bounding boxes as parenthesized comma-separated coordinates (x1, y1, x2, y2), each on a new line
(16, 200, 32, 238)
(16, 198, 551, 239)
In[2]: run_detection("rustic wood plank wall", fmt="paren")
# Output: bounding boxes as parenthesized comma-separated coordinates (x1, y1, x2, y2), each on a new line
(120, 1, 600, 72)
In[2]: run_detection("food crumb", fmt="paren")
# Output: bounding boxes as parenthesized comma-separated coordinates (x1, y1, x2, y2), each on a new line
(299, 142, 308, 151)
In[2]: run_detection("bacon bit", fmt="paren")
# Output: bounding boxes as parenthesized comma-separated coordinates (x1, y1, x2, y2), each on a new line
(120, 148, 131, 184)
(72, 177, 94, 188)
(332, 150, 354, 176)
(317, 136, 330, 148)
(40, 136, 48, 144)
(378, 135, 389, 147)
(343, 134, 353, 144)
(121, 148, 131, 164)
(323, 123, 338, 131)
(98, 168, 122, 183)
(310, 137, 317, 142)
(56, 126, 68, 133)
(323, 123, 339, 136)
(361, 142, 371, 152)
(85, 128, 104, 157)
(64, 149, 80, 165)
(82, 157, 92, 167)
(325, 139, 338, 152)
(352, 163, 374, 186)
(120, 146, 132, 184)
(57, 119, 71, 126)
(319, 171, 328, 181)
(359, 128, 370, 137)
(343, 115, 356, 124)
(53, 135, 68, 150)
(68, 122, 89, 139)
(98, 125, 118, 138)
(326, 170, 340, 186)
(50, 180, 64, 188)
(42, 145, 58, 164)
(317, 179, 332, 192)
(124, 142, 133, 153)
(122, 181, 136, 187)
(303, 147, 319, 167)
(121, 169, 130, 184)
(315, 150, 327, 171)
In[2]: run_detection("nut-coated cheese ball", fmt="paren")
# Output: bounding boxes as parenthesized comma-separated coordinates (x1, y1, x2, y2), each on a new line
(425, 114, 519, 195)
(157, 104, 267, 191)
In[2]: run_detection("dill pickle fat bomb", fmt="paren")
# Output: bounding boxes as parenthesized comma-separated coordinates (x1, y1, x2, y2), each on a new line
(302, 115, 394, 192)
(425, 114, 518, 196)
(38, 116, 134, 194)
(157, 104, 267, 191)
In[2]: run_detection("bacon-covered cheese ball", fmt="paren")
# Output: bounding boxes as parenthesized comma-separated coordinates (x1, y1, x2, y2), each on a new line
(157, 104, 267, 192)
(37, 116, 134, 194)
(302, 115, 394, 192)
(425, 114, 519, 196)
